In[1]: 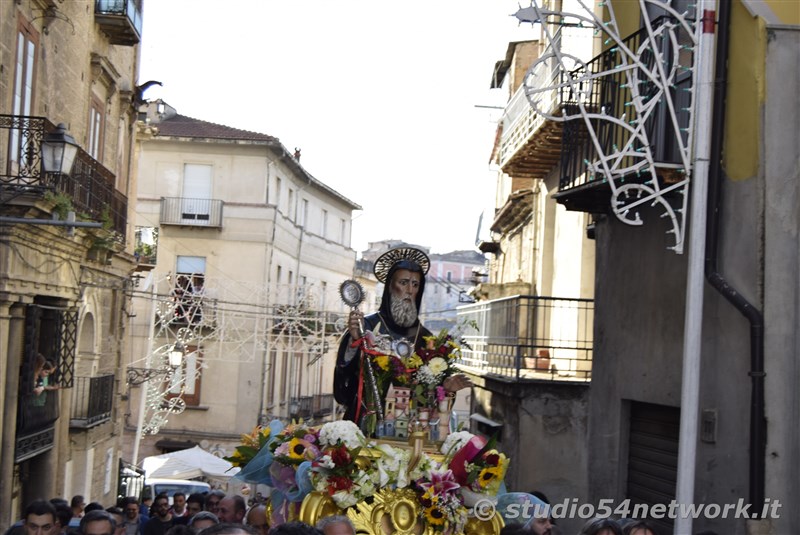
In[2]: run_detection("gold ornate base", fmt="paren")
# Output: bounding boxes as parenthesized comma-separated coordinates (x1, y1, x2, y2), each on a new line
(299, 489, 504, 535)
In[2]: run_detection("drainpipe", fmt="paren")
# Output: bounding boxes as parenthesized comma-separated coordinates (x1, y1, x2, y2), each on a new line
(674, 3, 717, 534)
(702, 0, 766, 511)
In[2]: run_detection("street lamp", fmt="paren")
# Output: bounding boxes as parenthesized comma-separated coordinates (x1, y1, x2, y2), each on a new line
(41, 123, 79, 176)
(126, 341, 185, 386)
(169, 341, 185, 367)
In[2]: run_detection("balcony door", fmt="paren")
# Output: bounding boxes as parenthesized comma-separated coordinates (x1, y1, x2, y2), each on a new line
(181, 163, 212, 224)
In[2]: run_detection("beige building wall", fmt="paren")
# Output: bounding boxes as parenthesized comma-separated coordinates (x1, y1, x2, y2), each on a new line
(125, 112, 360, 464)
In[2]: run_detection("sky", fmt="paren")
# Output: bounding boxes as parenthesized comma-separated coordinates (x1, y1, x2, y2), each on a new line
(137, 1, 535, 255)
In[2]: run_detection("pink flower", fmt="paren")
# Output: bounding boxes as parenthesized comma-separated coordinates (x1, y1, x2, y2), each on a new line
(435, 386, 447, 403)
(418, 469, 460, 497)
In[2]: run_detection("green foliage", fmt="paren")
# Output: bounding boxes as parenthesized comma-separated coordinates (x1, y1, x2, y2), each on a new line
(44, 191, 74, 220)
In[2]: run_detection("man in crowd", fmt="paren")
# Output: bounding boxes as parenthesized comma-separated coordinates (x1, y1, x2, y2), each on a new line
(315, 516, 355, 535)
(68, 496, 85, 529)
(80, 510, 117, 535)
(244, 504, 268, 535)
(169, 493, 188, 520)
(204, 491, 225, 517)
(142, 494, 174, 535)
(334, 247, 470, 426)
(188, 512, 219, 532)
(23, 501, 58, 535)
(121, 497, 146, 535)
(185, 494, 205, 521)
(216, 496, 246, 524)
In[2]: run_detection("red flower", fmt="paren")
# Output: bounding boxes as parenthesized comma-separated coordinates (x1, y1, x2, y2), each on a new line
(329, 445, 352, 466)
(484, 453, 500, 466)
(327, 475, 353, 493)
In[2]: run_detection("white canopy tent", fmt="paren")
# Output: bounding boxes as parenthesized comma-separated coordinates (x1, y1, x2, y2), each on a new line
(142, 445, 240, 480)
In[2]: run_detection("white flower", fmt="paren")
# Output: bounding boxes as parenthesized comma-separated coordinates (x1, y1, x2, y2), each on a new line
(416, 365, 439, 385)
(331, 490, 359, 509)
(316, 454, 335, 469)
(318, 420, 364, 448)
(441, 430, 475, 455)
(428, 356, 448, 375)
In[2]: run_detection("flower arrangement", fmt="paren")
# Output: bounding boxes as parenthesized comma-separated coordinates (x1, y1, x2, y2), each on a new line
(224, 424, 275, 468)
(309, 421, 377, 508)
(416, 468, 468, 533)
(232, 420, 508, 534)
(445, 432, 509, 506)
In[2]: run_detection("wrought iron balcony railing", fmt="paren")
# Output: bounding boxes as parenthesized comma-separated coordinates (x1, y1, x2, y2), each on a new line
(94, 0, 143, 46)
(70, 374, 115, 429)
(290, 395, 314, 418)
(160, 197, 224, 228)
(559, 17, 693, 193)
(456, 295, 594, 382)
(0, 115, 128, 239)
(312, 393, 334, 417)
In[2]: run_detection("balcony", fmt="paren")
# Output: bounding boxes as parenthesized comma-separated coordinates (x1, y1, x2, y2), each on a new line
(498, 26, 595, 179)
(160, 197, 223, 228)
(0, 115, 128, 238)
(312, 393, 334, 417)
(16, 384, 59, 463)
(70, 374, 115, 429)
(289, 396, 313, 419)
(456, 295, 593, 382)
(94, 0, 143, 46)
(555, 18, 693, 213)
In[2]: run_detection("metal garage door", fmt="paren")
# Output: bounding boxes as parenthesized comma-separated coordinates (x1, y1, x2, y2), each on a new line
(626, 401, 680, 534)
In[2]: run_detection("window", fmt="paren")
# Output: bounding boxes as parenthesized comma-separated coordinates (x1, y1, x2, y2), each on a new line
(275, 177, 282, 208)
(88, 96, 105, 160)
(173, 256, 206, 325)
(321, 210, 328, 239)
(181, 164, 212, 223)
(340, 218, 347, 244)
(446, 271, 452, 282)
(267, 348, 277, 409)
(288, 188, 294, 220)
(8, 15, 39, 175)
(300, 199, 309, 227)
(281, 351, 289, 401)
(168, 345, 202, 406)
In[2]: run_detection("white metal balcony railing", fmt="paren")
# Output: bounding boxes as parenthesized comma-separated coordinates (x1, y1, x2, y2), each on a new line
(160, 197, 223, 228)
(455, 295, 594, 382)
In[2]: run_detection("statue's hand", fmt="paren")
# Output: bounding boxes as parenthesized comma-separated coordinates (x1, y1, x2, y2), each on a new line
(348, 309, 364, 340)
(443, 373, 472, 393)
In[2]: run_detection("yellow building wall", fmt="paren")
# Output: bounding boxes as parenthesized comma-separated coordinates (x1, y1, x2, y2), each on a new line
(724, 1, 767, 181)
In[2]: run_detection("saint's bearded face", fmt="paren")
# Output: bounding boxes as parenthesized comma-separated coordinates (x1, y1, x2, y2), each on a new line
(389, 268, 421, 327)
(390, 293, 418, 327)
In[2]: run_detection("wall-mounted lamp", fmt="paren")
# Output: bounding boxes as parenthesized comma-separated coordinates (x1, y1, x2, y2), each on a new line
(127, 341, 185, 386)
(42, 123, 79, 176)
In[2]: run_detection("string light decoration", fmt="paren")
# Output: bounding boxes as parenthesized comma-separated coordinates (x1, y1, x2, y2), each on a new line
(129, 272, 344, 435)
(516, 0, 699, 253)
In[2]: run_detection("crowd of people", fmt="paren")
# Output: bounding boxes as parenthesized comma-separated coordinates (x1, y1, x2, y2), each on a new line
(4, 493, 355, 535)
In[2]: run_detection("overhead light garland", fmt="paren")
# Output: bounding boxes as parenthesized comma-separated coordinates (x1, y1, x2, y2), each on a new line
(517, 0, 699, 253)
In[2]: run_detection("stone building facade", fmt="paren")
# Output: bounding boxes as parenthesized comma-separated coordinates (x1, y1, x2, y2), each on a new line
(0, 0, 142, 522)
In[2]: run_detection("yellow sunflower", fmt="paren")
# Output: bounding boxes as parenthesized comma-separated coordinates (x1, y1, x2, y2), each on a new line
(477, 465, 503, 489)
(288, 437, 309, 460)
(424, 505, 446, 526)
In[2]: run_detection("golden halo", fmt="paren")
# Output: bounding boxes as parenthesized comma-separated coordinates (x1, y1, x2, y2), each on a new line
(373, 247, 430, 283)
